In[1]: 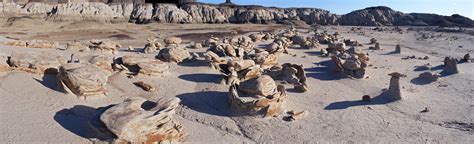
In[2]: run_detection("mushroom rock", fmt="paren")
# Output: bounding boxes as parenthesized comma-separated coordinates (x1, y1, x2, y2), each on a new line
(387, 72, 407, 101)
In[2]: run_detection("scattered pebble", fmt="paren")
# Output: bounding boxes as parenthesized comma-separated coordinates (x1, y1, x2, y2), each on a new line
(134, 81, 154, 91)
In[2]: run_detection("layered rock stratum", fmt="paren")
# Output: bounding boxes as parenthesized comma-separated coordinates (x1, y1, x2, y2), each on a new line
(0, 2, 472, 27)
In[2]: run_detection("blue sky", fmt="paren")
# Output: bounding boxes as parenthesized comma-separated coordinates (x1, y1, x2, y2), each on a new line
(201, 0, 474, 19)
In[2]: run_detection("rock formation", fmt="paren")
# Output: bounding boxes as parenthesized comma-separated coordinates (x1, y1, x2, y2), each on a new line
(0, 53, 10, 72)
(57, 63, 109, 97)
(0, 2, 472, 27)
(331, 52, 369, 79)
(89, 40, 121, 54)
(157, 47, 191, 63)
(99, 97, 185, 143)
(143, 38, 163, 54)
(66, 42, 90, 52)
(3, 40, 58, 49)
(395, 44, 401, 53)
(443, 57, 459, 74)
(9, 51, 66, 74)
(387, 72, 406, 101)
(119, 55, 170, 76)
(229, 76, 286, 117)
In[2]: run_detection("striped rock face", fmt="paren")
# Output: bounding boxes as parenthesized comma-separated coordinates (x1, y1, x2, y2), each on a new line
(99, 97, 185, 143)
(9, 51, 66, 74)
(57, 64, 109, 97)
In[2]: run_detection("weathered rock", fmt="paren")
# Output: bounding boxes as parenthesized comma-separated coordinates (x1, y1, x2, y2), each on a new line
(395, 44, 401, 53)
(89, 40, 121, 54)
(327, 41, 346, 54)
(163, 37, 182, 47)
(229, 83, 286, 117)
(370, 38, 377, 44)
(133, 81, 154, 91)
(157, 47, 191, 63)
(143, 38, 163, 54)
(284, 110, 307, 121)
(26, 40, 58, 49)
(100, 97, 185, 143)
(463, 53, 470, 62)
(331, 52, 369, 78)
(190, 42, 203, 49)
(344, 39, 362, 47)
(120, 55, 169, 75)
(387, 72, 406, 101)
(443, 57, 459, 74)
(69, 53, 114, 74)
(252, 51, 278, 69)
(419, 72, 440, 82)
(0, 53, 10, 72)
(204, 51, 228, 70)
(238, 75, 277, 97)
(57, 64, 109, 97)
(66, 42, 90, 52)
(249, 33, 265, 42)
(374, 42, 380, 50)
(3, 40, 27, 47)
(9, 51, 66, 74)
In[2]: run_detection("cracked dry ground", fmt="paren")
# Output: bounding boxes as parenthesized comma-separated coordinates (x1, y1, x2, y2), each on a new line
(0, 25, 473, 143)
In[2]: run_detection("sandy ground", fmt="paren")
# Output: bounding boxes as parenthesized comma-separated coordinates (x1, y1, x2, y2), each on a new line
(0, 20, 473, 143)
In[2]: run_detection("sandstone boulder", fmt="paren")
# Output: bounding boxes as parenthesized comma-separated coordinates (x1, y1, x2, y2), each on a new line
(66, 42, 90, 52)
(157, 47, 191, 63)
(229, 83, 286, 117)
(89, 40, 121, 54)
(163, 37, 182, 47)
(57, 64, 109, 97)
(100, 97, 185, 143)
(238, 75, 277, 97)
(120, 55, 169, 76)
(0, 53, 10, 72)
(9, 51, 66, 74)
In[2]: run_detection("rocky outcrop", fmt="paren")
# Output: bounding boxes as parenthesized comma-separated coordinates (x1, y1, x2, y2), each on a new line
(339, 6, 474, 27)
(1, 2, 472, 27)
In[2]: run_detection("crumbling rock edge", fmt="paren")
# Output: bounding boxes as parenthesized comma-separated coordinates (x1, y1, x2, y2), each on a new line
(0, 2, 472, 27)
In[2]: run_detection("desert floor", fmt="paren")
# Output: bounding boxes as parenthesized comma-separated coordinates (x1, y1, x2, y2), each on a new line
(0, 20, 473, 143)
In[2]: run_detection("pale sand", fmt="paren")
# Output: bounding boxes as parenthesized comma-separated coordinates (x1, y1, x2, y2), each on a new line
(0, 21, 473, 143)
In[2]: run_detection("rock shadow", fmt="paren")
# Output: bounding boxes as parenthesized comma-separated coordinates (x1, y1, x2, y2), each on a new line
(410, 77, 435, 85)
(177, 91, 232, 117)
(54, 105, 116, 141)
(324, 91, 397, 110)
(178, 73, 222, 84)
(305, 60, 345, 81)
(178, 59, 209, 67)
(304, 51, 322, 56)
(33, 73, 64, 93)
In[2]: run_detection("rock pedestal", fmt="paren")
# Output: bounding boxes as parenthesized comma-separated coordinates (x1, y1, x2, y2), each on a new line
(387, 72, 406, 101)
(395, 44, 401, 53)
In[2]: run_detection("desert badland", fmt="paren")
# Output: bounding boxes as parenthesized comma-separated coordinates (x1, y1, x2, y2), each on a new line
(0, 1, 473, 143)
